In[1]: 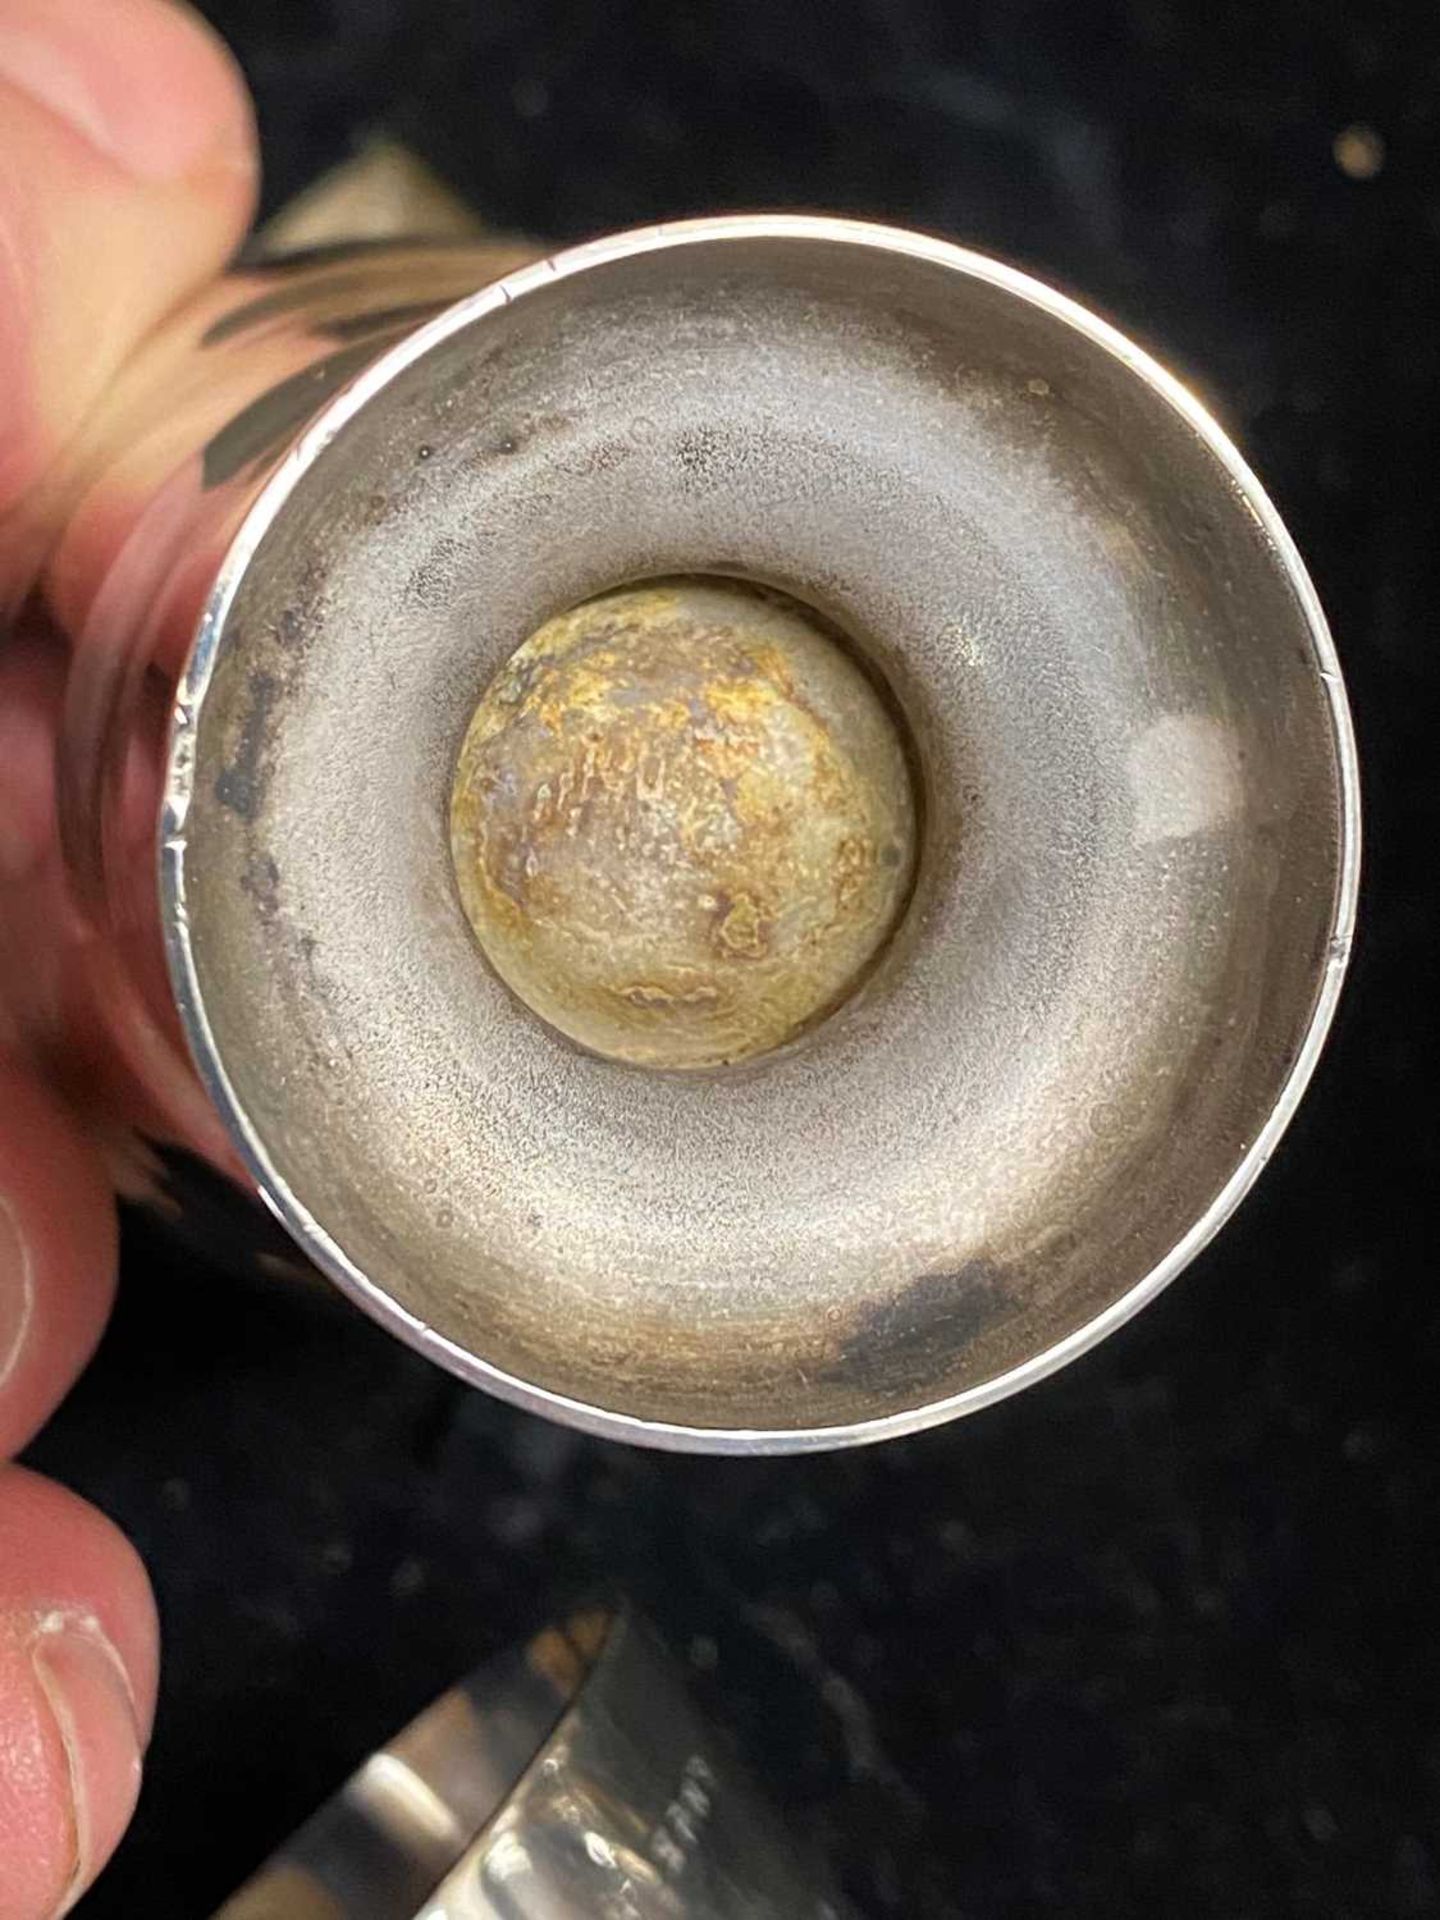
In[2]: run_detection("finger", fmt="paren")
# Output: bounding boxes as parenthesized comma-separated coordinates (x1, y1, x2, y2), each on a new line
(0, 1053, 117, 1459)
(0, 1463, 158, 1919)
(0, 0, 259, 598)
(0, 624, 59, 886)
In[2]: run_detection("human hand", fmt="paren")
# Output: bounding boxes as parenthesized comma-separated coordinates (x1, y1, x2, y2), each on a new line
(0, 2, 257, 1910)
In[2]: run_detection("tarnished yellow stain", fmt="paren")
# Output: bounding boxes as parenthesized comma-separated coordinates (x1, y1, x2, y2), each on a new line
(449, 578, 917, 1068)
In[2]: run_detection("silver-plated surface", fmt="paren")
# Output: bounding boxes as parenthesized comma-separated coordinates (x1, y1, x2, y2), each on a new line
(163, 215, 1359, 1451)
(212, 1624, 591, 1919)
(423, 1612, 845, 1918)
(212, 1613, 847, 1920)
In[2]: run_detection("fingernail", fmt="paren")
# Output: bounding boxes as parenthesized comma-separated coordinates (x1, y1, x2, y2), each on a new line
(0, 0, 252, 183)
(31, 1612, 144, 1918)
(0, 1190, 34, 1393)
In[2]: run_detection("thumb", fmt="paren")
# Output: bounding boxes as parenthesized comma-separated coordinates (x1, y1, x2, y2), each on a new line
(0, 0, 258, 600)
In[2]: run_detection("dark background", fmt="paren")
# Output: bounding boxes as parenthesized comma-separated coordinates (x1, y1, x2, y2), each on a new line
(23, 1, 1440, 1914)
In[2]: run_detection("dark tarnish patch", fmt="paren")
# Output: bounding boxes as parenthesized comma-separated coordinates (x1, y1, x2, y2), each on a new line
(275, 607, 307, 649)
(239, 850, 280, 922)
(825, 1259, 1013, 1390)
(476, 409, 572, 462)
(675, 423, 728, 483)
(215, 671, 279, 822)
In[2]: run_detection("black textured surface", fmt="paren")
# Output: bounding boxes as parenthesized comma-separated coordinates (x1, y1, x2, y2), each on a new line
(21, 2, 1440, 1914)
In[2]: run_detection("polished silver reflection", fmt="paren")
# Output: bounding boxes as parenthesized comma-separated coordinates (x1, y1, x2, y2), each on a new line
(164, 216, 1359, 1451)
(212, 1612, 847, 1920)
